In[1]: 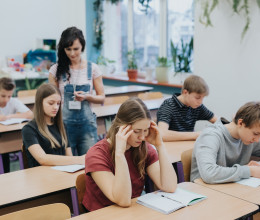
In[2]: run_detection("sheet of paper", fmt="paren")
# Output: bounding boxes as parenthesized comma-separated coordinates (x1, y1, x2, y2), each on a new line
(236, 177, 260, 188)
(0, 118, 29, 125)
(51, 164, 85, 173)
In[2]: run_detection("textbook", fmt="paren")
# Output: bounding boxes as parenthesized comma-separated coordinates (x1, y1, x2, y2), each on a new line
(0, 118, 29, 125)
(137, 187, 207, 214)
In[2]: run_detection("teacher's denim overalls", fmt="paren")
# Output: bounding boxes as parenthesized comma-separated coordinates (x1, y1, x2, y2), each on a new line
(62, 62, 97, 155)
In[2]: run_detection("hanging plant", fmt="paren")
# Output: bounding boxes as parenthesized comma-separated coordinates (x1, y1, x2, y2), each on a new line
(92, 0, 152, 50)
(199, 0, 260, 39)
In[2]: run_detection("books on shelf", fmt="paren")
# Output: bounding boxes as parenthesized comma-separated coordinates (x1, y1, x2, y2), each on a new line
(137, 187, 207, 214)
(0, 118, 30, 125)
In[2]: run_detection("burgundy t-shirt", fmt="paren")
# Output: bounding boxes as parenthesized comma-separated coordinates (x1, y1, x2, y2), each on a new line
(82, 139, 158, 211)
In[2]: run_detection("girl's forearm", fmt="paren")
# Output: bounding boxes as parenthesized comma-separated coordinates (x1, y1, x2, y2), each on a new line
(157, 145, 177, 192)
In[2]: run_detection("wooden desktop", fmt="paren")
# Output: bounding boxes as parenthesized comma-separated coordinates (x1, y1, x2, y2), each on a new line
(0, 166, 84, 216)
(70, 182, 258, 220)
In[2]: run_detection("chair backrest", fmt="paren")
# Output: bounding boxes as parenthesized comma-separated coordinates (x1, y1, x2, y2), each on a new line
(103, 95, 129, 105)
(17, 89, 37, 97)
(21, 144, 29, 169)
(181, 149, 193, 182)
(0, 203, 71, 220)
(76, 173, 86, 214)
(137, 92, 163, 100)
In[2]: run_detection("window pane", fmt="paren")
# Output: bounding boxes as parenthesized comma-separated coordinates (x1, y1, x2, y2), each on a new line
(133, 0, 159, 70)
(168, 0, 194, 72)
(103, 0, 128, 74)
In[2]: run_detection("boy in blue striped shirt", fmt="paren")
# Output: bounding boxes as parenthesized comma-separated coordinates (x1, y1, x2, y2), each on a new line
(157, 75, 217, 141)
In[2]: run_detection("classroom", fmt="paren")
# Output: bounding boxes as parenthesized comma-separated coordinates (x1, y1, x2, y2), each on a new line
(0, 0, 260, 219)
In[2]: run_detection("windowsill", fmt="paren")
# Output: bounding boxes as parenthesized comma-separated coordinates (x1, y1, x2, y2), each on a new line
(102, 74, 184, 88)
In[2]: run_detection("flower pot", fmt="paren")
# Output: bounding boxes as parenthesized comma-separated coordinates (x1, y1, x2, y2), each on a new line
(155, 67, 170, 83)
(127, 69, 138, 80)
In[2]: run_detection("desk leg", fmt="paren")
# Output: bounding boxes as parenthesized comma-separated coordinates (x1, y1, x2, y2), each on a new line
(70, 187, 79, 216)
(17, 151, 24, 170)
(176, 162, 185, 183)
(0, 154, 4, 174)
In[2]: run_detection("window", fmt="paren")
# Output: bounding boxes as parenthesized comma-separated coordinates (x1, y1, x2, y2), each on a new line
(102, 0, 194, 74)
(168, 0, 194, 72)
(133, 0, 159, 70)
(103, 0, 128, 73)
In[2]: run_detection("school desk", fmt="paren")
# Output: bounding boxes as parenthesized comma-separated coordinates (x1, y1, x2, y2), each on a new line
(195, 178, 260, 206)
(92, 97, 168, 135)
(104, 85, 153, 97)
(17, 85, 154, 109)
(0, 123, 27, 174)
(164, 141, 194, 183)
(0, 166, 84, 216)
(70, 182, 258, 220)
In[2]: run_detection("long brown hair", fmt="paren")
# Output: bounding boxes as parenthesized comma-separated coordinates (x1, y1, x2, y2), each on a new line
(34, 83, 68, 148)
(106, 97, 151, 179)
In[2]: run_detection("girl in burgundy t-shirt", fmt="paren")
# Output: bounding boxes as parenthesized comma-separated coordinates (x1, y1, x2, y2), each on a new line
(83, 98, 177, 211)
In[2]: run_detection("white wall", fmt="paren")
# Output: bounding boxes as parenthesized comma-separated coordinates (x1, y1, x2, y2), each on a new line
(0, 0, 86, 67)
(194, 1, 260, 120)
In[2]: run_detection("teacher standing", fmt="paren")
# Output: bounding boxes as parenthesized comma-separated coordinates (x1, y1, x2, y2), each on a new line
(49, 26, 105, 156)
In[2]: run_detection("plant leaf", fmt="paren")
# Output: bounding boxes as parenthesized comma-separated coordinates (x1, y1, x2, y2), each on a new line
(257, 0, 260, 8)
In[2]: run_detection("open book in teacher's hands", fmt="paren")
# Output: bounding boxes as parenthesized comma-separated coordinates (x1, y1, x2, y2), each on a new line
(0, 118, 30, 125)
(137, 187, 207, 214)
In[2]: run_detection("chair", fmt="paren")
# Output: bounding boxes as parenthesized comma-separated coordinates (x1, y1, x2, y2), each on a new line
(76, 173, 87, 214)
(17, 89, 37, 97)
(181, 149, 193, 182)
(137, 92, 163, 100)
(21, 144, 29, 169)
(0, 203, 71, 220)
(103, 95, 129, 105)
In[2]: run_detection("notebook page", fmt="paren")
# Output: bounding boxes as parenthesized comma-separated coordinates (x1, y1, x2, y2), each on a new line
(137, 193, 184, 214)
(0, 118, 29, 125)
(51, 164, 85, 173)
(236, 177, 260, 188)
(157, 188, 207, 206)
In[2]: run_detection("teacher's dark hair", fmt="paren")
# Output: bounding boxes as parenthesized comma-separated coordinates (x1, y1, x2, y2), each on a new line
(56, 26, 85, 81)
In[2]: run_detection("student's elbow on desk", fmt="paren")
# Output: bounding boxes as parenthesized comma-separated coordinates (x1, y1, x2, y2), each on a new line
(200, 171, 226, 184)
(112, 195, 131, 208)
(36, 156, 48, 166)
(116, 199, 132, 208)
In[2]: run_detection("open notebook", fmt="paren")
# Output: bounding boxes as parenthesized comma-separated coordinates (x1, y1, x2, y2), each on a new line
(0, 118, 29, 125)
(137, 187, 207, 214)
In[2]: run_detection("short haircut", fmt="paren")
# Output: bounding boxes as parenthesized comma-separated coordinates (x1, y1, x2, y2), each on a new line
(182, 75, 209, 95)
(233, 102, 260, 128)
(0, 77, 15, 91)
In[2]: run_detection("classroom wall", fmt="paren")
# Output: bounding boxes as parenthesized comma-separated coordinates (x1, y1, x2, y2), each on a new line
(0, 0, 86, 68)
(194, 1, 260, 120)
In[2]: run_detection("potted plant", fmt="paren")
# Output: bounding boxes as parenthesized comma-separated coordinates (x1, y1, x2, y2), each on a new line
(127, 50, 138, 80)
(97, 55, 115, 75)
(170, 37, 193, 83)
(155, 57, 171, 83)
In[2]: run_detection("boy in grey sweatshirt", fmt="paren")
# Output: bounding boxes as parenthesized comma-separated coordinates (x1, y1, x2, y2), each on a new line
(191, 102, 260, 183)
